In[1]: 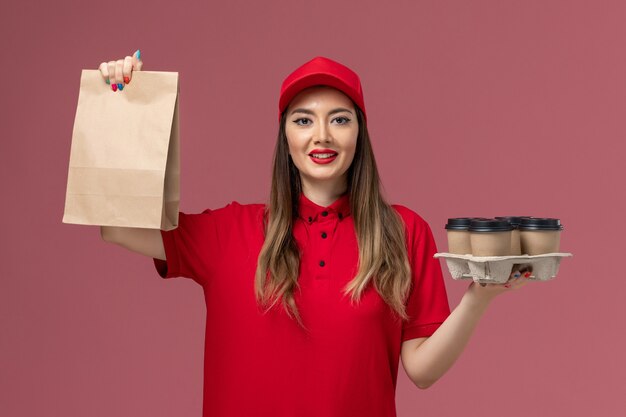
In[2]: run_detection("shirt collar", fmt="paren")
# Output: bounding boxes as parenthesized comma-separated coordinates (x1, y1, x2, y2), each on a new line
(297, 191, 351, 223)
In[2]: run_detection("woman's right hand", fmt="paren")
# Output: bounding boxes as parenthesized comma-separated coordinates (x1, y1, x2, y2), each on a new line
(98, 49, 143, 92)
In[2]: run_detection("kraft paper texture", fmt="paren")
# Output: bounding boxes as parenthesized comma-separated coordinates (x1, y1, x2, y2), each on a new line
(62, 70, 180, 230)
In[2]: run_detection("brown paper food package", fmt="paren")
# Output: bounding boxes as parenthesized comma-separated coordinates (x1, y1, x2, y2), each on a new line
(62, 70, 180, 230)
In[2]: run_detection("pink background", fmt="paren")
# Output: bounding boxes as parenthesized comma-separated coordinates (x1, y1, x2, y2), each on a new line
(2, 0, 625, 416)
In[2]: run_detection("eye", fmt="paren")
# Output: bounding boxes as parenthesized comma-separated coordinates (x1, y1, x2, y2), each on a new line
(293, 118, 311, 126)
(333, 116, 351, 125)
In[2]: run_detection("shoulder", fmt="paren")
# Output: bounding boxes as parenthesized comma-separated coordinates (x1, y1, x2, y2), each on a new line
(189, 200, 265, 223)
(390, 204, 440, 261)
(199, 200, 265, 217)
(179, 201, 265, 220)
(390, 203, 430, 231)
(200, 200, 265, 213)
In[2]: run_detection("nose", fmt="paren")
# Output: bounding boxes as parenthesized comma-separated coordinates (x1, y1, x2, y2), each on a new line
(313, 120, 331, 143)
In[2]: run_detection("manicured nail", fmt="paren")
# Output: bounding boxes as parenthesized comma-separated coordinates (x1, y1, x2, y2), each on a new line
(524, 272, 531, 278)
(504, 284, 511, 288)
(112, 84, 117, 92)
(124, 76, 130, 84)
(137, 49, 141, 60)
(117, 83, 123, 91)
(105, 79, 110, 85)
(513, 273, 521, 278)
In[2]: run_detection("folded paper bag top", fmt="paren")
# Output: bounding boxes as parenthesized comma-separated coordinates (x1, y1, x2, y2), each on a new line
(62, 70, 180, 230)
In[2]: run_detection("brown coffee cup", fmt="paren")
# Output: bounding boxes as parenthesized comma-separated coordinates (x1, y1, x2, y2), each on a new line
(469, 219, 514, 256)
(445, 218, 488, 255)
(519, 218, 563, 255)
(495, 216, 533, 256)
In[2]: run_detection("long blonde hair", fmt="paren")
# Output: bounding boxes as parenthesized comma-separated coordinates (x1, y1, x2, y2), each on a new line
(254, 105, 413, 331)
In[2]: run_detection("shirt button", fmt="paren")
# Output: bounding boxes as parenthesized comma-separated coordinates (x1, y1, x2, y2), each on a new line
(319, 260, 325, 267)
(321, 211, 328, 217)
(321, 232, 327, 239)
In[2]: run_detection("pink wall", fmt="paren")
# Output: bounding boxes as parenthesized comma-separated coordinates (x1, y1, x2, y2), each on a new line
(1, 0, 624, 416)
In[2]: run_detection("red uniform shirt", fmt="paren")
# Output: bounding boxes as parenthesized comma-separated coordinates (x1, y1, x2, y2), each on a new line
(153, 192, 451, 417)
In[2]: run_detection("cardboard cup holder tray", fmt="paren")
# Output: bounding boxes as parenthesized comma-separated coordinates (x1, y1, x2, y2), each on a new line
(433, 253, 573, 284)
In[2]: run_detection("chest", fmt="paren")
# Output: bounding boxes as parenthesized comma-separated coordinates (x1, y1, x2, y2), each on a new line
(207, 216, 399, 339)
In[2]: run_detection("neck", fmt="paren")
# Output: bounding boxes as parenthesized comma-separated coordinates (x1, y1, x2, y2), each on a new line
(301, 178, 348, 207)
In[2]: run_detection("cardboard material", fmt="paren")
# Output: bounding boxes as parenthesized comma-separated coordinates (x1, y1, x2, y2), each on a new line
(62, 70, 180, 230)
(434, 252, 573, 284)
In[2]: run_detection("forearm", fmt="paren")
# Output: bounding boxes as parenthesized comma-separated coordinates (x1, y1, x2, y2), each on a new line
(407, 291, 493, 388)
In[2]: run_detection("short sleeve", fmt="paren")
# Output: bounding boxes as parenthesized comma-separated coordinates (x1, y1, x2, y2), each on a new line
(401, 212, 451, 342)
(152, 206, 226, 286)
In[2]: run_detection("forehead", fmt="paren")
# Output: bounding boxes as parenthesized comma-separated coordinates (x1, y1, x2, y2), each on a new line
(288, 85, 354, 109)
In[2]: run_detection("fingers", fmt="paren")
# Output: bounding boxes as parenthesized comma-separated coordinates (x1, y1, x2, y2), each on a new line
(107, 61, 117, 91)
(115, 59, 124, 90)
(510, 263, 532, 275)
(132, 49, 143, 71)
(509, 263, 533, 282)
(510, 277, 530, 289)
(504, 273, 532, 289)
(98, 62, 110, 85)
(123, 55, 133, 84)
(98, 49, 142, 92)
(474, 272, 531, 291)
(510, 271, 533, 280)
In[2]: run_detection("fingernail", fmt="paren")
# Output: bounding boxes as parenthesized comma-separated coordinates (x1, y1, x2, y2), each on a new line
(513, 273, 521, 278)
(117, 83, 124, 91)
(137, 49, 141, 60)
(504, 284, 511, 288)
(124, 76, 130, 84)
(112, 84, 117, 92)
(105, 79, 110, 85)
(524, 272, 531, 278)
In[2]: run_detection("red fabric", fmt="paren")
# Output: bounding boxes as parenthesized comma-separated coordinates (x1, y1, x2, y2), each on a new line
(153, 192, 451, 417)
(278, 56, 368, 122)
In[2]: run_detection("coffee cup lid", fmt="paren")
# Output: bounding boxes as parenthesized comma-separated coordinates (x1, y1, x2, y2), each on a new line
(495, 216, 533, 228)
(445, 217, 489, 230)
(519, 217, 563, 231)
(468, 219, 514, 232)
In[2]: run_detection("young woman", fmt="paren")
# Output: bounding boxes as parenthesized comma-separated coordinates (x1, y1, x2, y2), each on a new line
(100, 51, 529, 417)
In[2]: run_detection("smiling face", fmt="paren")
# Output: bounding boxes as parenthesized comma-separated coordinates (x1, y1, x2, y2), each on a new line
(284, 85, 359, 197)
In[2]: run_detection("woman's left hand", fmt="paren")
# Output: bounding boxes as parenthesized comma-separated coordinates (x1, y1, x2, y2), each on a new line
(466, 265, 533, 304)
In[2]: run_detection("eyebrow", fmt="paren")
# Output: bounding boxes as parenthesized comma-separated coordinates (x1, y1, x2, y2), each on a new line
(289, 107, 354, 117)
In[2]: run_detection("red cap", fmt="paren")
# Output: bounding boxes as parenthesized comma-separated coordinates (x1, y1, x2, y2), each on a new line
(278, 56, 367, 123)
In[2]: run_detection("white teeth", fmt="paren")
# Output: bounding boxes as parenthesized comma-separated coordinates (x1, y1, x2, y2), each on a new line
(311, 153, 336, 159)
